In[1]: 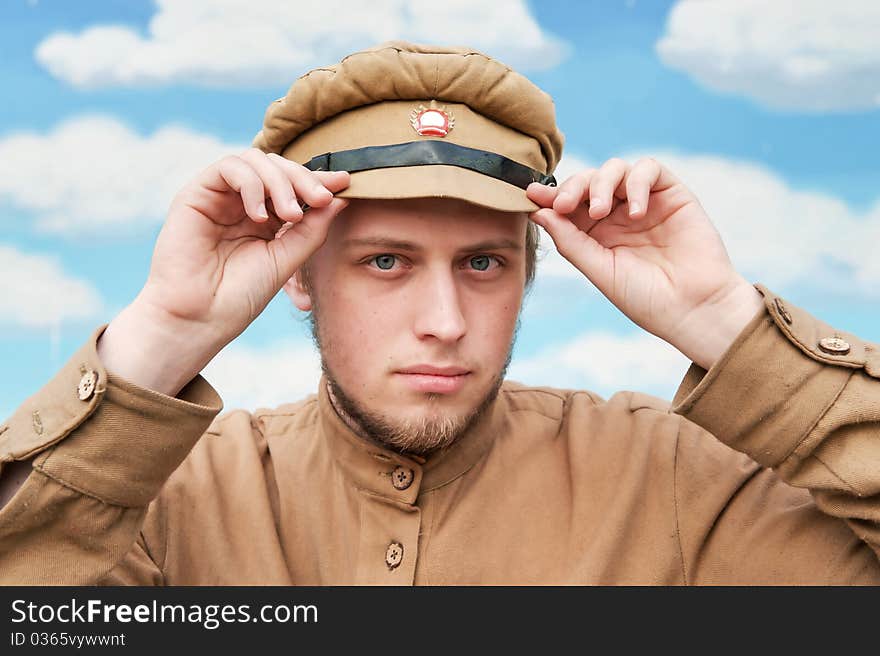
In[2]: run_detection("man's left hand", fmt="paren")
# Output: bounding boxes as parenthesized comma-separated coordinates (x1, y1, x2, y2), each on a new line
(527, 157, 764, 370)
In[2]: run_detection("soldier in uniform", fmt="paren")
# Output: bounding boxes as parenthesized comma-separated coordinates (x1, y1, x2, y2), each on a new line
(1, 42, 879, 584)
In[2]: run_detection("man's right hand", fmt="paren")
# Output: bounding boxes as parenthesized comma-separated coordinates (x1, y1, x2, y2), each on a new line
(97, 149, 350, 397)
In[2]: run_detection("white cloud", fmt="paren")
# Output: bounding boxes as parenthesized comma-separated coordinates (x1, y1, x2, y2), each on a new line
(0, 243, 103, 328)
(657, 0, 880, 111)
(509, 331, 690, 401)
(35, 0, 569, 89)
(0, 115, 245, 235)
(542, 151, 880, 296)
(202, 339, 323, 412)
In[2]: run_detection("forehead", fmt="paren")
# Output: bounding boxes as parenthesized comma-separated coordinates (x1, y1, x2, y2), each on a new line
(331, 198, 527, 246)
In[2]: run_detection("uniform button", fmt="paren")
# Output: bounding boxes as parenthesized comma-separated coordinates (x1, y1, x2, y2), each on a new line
(773, 298, 793, 324)
(818, 336, 850, 355)
(32, 410, 43, 435)
(77, 369, 98, 401)
(385, 541, 404, 570)
(391, 465, 415, 490)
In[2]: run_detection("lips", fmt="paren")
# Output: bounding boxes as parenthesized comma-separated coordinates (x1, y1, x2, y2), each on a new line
(397, 365, 471, 376)
(395, 364, 472, 394)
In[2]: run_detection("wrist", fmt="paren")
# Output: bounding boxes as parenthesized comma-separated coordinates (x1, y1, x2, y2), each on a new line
(671, 279, 765, 371)
(97, 300, 225, 397)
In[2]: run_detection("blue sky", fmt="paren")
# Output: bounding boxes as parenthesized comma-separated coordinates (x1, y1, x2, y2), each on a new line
(2, 0, 879, 417)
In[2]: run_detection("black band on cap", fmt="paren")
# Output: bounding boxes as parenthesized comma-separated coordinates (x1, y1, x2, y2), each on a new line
(302, 140, 557, 190)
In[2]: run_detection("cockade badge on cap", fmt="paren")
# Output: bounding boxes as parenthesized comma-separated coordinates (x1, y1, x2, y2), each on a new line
(410, 103, 455, 137)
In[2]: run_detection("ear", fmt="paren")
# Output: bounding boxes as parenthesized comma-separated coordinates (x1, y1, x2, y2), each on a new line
(283, 269, 312, 312)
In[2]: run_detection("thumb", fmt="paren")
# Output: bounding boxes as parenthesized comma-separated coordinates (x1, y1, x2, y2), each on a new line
(269, 197, 349, 286)
(531, 208, 613, 293)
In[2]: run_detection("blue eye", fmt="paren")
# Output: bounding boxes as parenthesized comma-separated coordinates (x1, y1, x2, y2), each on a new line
(470, 255, 491, 271)
(374, 254, 396, 270)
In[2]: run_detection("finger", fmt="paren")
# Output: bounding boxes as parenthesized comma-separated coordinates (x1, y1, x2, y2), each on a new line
(215, 156, 269, 223)
(267, 197, 349, 285)
(240, 148, 304, 222)
(312, 170, 352, 194)
(624, 157, 662, 218)
(526, 181, 560, 208)
(553, 169, 596, 215)
(644, 158, 681, 192)
(267, 153, 350, 208)
(530, 209, 613, 293)
(230, 211, 287, 243)
(298, 171, 351, 213)
(588, 158, 629, 220)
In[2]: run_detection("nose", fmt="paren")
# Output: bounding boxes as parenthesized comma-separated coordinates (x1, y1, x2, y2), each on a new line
(412, 268, 467, 343)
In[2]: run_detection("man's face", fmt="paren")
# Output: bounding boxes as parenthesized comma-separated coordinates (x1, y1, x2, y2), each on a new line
(285, 197, 528, 455)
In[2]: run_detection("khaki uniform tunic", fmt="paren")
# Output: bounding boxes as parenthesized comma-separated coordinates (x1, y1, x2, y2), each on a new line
(2, 286, 880, 584)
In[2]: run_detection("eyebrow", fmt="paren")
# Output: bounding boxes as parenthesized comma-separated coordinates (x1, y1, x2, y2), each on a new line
(342, 237, 523, 252)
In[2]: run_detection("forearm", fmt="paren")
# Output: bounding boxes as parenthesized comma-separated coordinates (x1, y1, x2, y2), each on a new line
(666, 278, 765, 371)
(672, 286, 880, 564)
(2, 303, 223, 511)
(98, 299, 226, 398)
(0, 326, 222, 583)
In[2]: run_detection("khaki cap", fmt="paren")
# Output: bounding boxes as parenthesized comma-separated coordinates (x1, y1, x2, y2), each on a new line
(253, 41, 564, 212)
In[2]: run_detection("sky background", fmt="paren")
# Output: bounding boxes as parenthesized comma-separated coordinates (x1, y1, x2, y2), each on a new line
(2, 0, 879, 419)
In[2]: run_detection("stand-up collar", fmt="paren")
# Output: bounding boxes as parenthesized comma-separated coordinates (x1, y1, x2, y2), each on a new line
(316, 376, 508, 504)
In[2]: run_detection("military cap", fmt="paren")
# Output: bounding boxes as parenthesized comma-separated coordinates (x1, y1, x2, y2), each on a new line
(253, 41, 565, 212)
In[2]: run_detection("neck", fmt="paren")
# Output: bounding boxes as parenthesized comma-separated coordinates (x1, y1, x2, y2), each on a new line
(325, 379, 368, 440)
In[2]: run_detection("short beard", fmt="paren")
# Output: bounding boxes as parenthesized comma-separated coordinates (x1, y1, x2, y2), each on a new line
(325, 354, 510, 457)
(307, 301, 517, 457)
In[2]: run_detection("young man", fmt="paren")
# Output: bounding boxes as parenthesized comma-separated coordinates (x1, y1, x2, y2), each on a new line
(1, 42, 879, 584)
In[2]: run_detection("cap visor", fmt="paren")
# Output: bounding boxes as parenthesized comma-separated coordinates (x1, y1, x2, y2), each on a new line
(334, 164, 540, 212)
